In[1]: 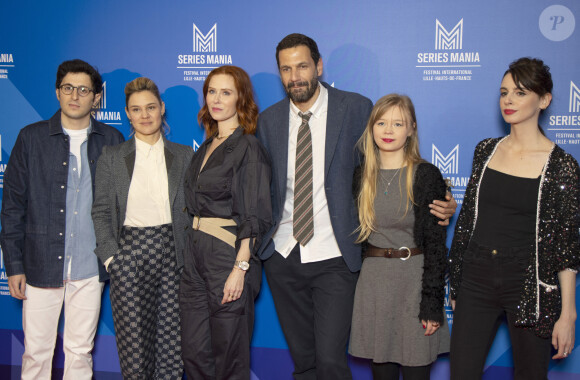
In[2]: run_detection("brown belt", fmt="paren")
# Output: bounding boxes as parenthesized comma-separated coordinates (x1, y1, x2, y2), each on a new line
(365, 244, 422, 260)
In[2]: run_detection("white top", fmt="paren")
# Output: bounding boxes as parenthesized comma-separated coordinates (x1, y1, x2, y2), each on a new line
(273, 84, 341, 263)
(63, 127, 89, 176)
(124, 137, 171, 227)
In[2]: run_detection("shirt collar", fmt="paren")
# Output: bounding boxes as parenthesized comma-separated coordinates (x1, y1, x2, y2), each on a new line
(135, 135, 164, 158)
(61, 120, 92, 136)
(289, 82, 327, 120)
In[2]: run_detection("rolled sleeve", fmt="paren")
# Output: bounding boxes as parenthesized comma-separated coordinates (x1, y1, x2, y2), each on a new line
(232, 140, 273, 255)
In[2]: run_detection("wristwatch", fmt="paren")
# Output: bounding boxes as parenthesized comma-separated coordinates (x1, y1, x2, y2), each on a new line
(234, 260, 250, 271)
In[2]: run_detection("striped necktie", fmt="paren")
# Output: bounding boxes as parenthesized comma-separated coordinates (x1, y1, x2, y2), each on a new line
(294, 111, 314, 245)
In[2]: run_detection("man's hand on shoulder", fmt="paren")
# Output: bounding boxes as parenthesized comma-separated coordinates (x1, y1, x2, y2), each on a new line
(8, 274, 27, 300)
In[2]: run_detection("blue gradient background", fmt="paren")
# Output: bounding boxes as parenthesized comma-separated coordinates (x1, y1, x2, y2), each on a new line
(0, 1, 579, 378)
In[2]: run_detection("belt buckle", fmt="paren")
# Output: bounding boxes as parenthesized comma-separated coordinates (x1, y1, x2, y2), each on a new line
(193, 216, 201, 231)
(399, 246, 411, 261)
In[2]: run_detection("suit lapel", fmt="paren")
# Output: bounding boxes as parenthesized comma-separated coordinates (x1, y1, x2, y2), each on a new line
(164, 139, 179, 207)
(118, 138, 136, 218)
(276, 100, 291, 205)
(324, 83, 345, 177)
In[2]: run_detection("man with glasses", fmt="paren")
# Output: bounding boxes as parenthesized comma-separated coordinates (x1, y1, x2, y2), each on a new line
(1, 59, 124, 379)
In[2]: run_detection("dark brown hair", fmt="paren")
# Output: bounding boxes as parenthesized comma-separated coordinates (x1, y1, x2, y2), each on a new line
(504, 57, 553, 98)
(56, 59, 103, 94)
(276, 33, 321, 68)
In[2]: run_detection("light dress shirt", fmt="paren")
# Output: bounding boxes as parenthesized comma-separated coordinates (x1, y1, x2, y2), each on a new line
(62, 126, 99, 281)
(124, 136, 171, 227)
(273, 84, 341, 263)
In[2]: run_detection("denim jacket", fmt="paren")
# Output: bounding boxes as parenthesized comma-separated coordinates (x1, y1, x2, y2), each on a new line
(0, 111, 124, 287)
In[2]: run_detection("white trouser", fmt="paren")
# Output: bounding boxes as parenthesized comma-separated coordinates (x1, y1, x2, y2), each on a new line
(21, 275, 103, 380)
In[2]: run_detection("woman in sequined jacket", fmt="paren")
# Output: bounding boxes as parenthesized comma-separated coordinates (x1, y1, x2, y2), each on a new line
(449, 58, 579, 380)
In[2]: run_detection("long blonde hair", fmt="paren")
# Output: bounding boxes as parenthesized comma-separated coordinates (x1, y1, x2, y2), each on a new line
(356, 94, 423, 243)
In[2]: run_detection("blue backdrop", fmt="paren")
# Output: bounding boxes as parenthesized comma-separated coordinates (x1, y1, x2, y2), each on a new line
(1, 1, 579, 378)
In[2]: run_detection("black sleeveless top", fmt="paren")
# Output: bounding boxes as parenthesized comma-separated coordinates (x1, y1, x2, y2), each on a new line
(472, 168, 541, 247)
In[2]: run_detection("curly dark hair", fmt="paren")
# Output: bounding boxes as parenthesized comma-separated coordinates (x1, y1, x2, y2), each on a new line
(56, 59, 103, 94)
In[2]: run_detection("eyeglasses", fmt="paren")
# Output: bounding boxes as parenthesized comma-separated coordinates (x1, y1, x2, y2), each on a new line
(59, 84, 94, 97)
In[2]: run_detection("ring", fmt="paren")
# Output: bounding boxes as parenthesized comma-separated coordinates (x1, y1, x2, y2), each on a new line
(564, 352, 568, 357)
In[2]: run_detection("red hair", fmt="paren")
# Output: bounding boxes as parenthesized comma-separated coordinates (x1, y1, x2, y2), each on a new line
(198, 65, 259, 136)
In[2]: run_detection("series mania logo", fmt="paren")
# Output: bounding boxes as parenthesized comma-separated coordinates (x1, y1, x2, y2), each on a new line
(432, 144, 469, 204)
(0, 53, 14, 79)
(0, 53, 13, 64)
(178, 24, 232, 66)
(549, 81, 580, 129)
(0, 247, 7, 284)
(92, 82, 122, 125)
(417, 19, 480, 64)
(0, 135, 5, 189)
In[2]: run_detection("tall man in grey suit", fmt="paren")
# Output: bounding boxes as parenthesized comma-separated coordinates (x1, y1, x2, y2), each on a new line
(257, 34, 456, 379)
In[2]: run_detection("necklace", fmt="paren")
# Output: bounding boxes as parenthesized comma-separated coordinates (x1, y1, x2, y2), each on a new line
(380, 167, 401, 195)
(215, 127, 236, 140)
(215, 133, 232, 140)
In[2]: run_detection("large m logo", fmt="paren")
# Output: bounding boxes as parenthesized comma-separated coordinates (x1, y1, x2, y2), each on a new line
(193, 24, 217, 52)
(435, 19, 463, 50)
(570, 81, 580, 113)
(432, 144, 459, 174)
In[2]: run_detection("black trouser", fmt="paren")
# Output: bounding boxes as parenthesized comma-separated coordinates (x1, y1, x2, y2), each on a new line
(180, 228, 261, 380)
(264, 244, 358, 380)
(109, 224, 183, 380)
(372, 362, 432, 380)
(450, 242, 551, 380)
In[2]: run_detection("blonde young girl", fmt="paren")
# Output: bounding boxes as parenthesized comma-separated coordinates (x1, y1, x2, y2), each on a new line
(349, 94, 449, 380)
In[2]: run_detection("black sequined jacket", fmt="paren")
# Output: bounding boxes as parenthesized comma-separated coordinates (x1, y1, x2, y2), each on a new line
(355, 162, 448, 323)
(449, 137, 580, 338)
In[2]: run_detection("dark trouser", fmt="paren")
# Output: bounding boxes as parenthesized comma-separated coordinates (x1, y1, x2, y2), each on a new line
(264, 244, 358, 380)
(180, 229, 261, 380)
(109, 224, 183, 380)
(372, 362, 432, 380)
(450, 242, 551, 380)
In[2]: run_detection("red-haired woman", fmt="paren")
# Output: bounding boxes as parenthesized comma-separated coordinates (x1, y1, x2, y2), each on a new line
(179, 65, 272, 380)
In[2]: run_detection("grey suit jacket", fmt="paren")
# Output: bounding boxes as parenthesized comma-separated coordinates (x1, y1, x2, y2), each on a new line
(92, 136, 194, 269)
(256, 82, 373, 272)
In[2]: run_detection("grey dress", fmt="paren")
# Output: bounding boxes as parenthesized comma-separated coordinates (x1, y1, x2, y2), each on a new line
(349, 167, 450, 366)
